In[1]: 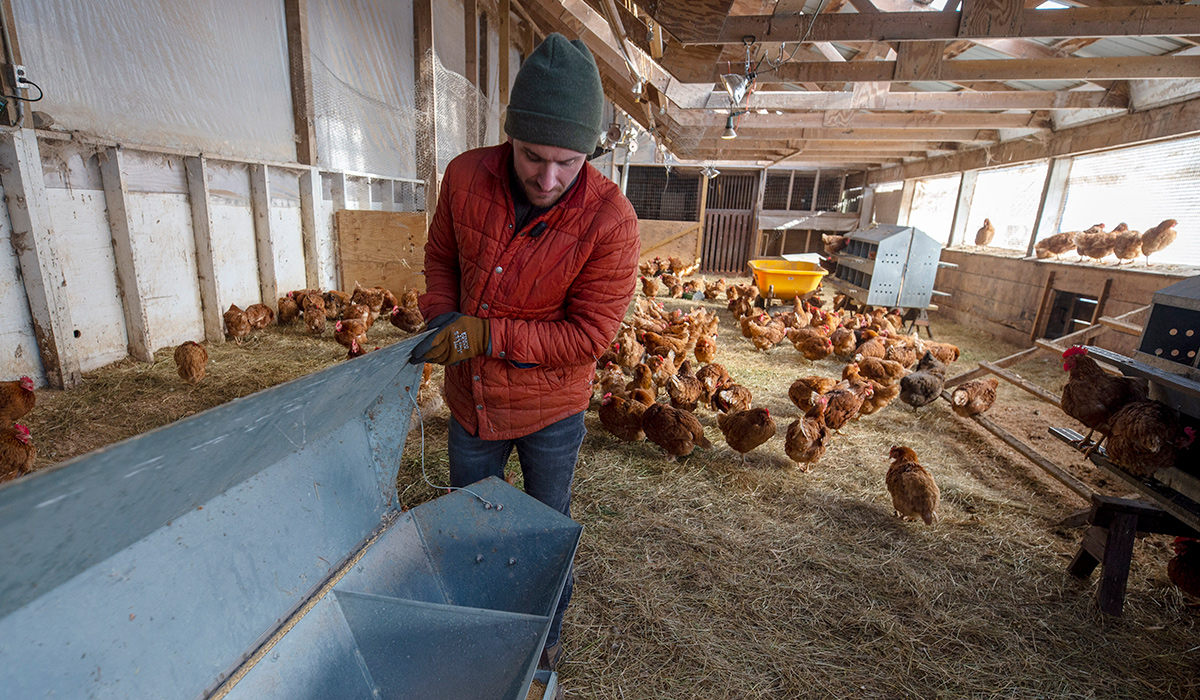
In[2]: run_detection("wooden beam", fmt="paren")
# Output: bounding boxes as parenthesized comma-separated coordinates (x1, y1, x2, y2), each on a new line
(763, 56, 1200, 84)
(298, 166, 324, 290)
(98, 148, 153, 363)
(751, 168, 768, 260)
(969, 412, 1093, 501)
(671, 109, 1049, 129)
(0, 130, 81, 388)
(1030, 269, 1057, 342)
(284, 0, 318, 166)
(499, 0, 511, 107)
(692, 89, 1125, 111)
(465, 0, 478, 88)
(858, 183, 876, 229)
(696, 173, 709, 261)
(708, 6, 1200, 44)
(330, 172, 347, 287)
(1089, 278, 1113, 328)
(978, 360, 1062, 407)
(898, 179, 916, 225)
(728, 128, 1000, 142)
(249, 165, 279, 310)
(1028, 156, 1073, 256)
(947, 169, 978, 247)
(870, 95, 1200, 182)
(413, 0, 438, 215)
(184, 156, 224, 344)
(895, 41, 945, 82)
(959, 0, 1024, 38)
(0, 0, 23, 126)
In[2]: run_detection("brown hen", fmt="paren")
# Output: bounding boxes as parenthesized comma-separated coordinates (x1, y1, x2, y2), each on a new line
(1060, 346, 1147, 452)
(785, 399, 829, 471)
(174, 341, 208, 384)
(717, 407, 777, 464)
(642, 402, 712, 461)
(0, 376, 36, 424)
(0, 423, 36, 483)
(598, 393, 646, 442)
(886, 446, 940, 525)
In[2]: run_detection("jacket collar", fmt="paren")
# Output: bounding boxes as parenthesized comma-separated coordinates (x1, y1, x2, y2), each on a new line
(483, 142, 591, 210)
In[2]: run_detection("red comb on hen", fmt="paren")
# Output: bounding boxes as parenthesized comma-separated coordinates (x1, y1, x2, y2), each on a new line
(1062, 345, 1088, 359)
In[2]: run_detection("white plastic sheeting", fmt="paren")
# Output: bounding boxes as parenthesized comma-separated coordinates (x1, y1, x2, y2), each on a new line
(13, 0, 296, 162)
(907, 174, 962, 246)
(309, 0, 418, 178)
(963, 161, 1049, 252)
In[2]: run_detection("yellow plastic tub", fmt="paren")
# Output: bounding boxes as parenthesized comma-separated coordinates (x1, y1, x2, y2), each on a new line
(747, 259, 828, 300)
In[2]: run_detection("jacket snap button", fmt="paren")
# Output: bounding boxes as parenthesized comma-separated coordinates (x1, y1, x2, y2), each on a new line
(476, 404, 483, 410)
(473, 375, 480, 381)
(495, 266, 503, 273)
(499, 351, 506, 358)
(481, 303, 489, 310)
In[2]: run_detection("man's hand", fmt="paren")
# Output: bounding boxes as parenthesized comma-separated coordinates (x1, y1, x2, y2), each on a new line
(410, 313, 490, 365)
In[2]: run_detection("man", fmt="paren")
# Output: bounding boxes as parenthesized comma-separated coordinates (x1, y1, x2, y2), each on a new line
(411, 33, 639, 681)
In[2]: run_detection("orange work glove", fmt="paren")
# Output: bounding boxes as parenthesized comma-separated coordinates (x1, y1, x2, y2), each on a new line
(410, 313, 490, 366)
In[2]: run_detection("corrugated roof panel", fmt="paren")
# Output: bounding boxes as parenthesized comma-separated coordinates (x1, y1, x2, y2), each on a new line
(1005, 80, 1088, 91)
(906, 81, 960, 92)
(1076, 37, 1188, 58)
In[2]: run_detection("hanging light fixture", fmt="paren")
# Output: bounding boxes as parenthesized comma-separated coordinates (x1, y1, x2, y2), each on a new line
(721, 114, 737, 140)
(719, 73, 751, 106)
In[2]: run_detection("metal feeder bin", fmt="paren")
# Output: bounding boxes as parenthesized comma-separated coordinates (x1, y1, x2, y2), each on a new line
(828, 224, 948, 309)
(0, 335, 580, 700)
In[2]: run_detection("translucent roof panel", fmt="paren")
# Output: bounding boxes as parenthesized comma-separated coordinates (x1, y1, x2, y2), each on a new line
(1004, 80, 1088, 92)
(1076, 37, 1189, 59)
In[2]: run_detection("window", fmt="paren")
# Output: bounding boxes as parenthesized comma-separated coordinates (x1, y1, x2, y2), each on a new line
(965, 161, 1049, 251)
(907, 173, 962, 245)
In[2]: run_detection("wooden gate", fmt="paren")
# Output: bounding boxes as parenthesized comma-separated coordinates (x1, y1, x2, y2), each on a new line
(701, 172, 759, 274)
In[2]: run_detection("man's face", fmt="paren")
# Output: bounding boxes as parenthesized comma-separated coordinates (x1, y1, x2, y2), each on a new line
(511, 138, 587, 208)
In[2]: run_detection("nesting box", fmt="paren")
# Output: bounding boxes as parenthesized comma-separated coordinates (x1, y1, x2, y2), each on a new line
(1135, 275, 1200, 383)
(828, 224, 943, 308)
(0, 338, 577, 700)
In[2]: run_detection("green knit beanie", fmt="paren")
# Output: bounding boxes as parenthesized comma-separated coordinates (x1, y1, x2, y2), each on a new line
(504, 33, 604, 155)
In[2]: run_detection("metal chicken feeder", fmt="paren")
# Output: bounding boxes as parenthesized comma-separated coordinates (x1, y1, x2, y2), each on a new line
(827, 224, 948, 309)
(0, 336, 579, 700)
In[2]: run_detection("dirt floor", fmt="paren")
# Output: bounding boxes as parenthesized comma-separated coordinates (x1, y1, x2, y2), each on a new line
(19, 281, 1200, 699)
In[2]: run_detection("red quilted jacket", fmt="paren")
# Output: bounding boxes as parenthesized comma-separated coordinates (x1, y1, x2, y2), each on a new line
(419, 143, 639, 439)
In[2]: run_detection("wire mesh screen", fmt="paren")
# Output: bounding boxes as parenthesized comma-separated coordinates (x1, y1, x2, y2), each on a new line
(428, 49, 500, 173)
(816, 175, 844, 212)
(790, 174, 815, 210)
(625, 167, 701, 221)
(763, 173, 791, 210)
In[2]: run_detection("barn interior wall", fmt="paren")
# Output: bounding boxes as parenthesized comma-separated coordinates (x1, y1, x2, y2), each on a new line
(873, 190, 903, 225)
(933, 250, 1187, 352)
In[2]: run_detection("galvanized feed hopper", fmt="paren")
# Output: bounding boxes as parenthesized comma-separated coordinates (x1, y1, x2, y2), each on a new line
(0, 336, 580, 699)
(830, 224, 943, 308)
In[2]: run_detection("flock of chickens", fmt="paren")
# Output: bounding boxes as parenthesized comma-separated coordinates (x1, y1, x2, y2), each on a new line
(0, 376, 37, 482)
(596, 257, 1005, 526)
(972, 217, 1180, 265)
(172, 283, 428, 386)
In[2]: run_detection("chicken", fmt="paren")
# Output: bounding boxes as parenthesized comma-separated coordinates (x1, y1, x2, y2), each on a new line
(0, 376, 36, 424)
(342, 303, 371, 326)
(304, 303, 326, 336)
(829, 328, 857, 358)
(390, 305, 424, 332)
(415, 363, 446, 417)
(899, 351, 947, 410)
(975, 218, 995, 247)
(638, 258, 662, 277)
(334, 319, 368, 350)
(377, 288, 399, 313)
(324, 290, 352, 320)
(919, 340, 960, 365)
(173, 341, 208, 384)
(626, 363, 657, 400)
(666, 360, 704, 412)
(824, 381, 872, 432)
(277, 295, 300, 325)
(885, 446, 940, 526)
(647, 353, 677, 388)
(789, 375, 839, 412)
(788, 328, 834, 362)
(1106, 400, 1194, 477)
(1074, 228, 1117, 262)
(854, 331, 889, 360)
(695, 363, 731, 404)
(400, 288, 420, 310)
(884, 340, 919, 369)
(597, 361, 627, 399)
(703, 278, 727, 299)
(223, 304, 252, 342)
(1140, 218, 1178, 265)
(350, 285, 386, 325)
(1168, 537, 1200, 599)
(717, 408, 776, 464)
(0, 423, 36, 483)
(1060, 346, 1147, 452)
(598, 392, 647, 442)
(748, 314, 787, 352)
(1110, 223, 1142, 264)
(640, 329, 687, 358)
(1034, 231, 1077, 260)
(642, 402, 712, 461)
(849, 357, 907, 386)
(859, 379, 900, 416)
(822, 234, 848, 255)
(712, 381, 753, 414)
(346, 339, 368, 359)
(300, 291, 325, 314)
(950, 377, 999, 418)
(245, 303, 275, 329)
(785, 399, 829, 471)
(694, 336, 717, 365)
(640, 276, 660, 297)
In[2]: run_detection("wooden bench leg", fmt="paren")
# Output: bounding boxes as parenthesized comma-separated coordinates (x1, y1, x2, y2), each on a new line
(1097, 513, 1138, 616)
(1067, 525, 1104, 579)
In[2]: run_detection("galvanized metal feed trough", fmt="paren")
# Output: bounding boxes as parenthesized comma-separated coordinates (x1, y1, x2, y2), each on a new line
(0, 336, 580, 699)
(829, 224, 945, 308)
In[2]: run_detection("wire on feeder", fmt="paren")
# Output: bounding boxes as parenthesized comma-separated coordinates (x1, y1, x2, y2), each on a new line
(407, 381, 501, 511)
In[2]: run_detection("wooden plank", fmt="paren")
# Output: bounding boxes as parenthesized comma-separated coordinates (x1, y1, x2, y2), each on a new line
(695, 174, 709, 262)
(685, 89, 1125, 112)
(465, 0, 478, 88)
(709, 6, 1200, 44)
(284, 0, 317, 165)
(183, 156, 224, 343)
(1089, 277, 1113, 327)
(959, 0, 1024, 38)
(898, 179, 916, 226)
(1030, 270, 1056, 342)
(640, 221, 702, 257)
(298, 166, 323, 290)
(0, 130, 80, 388)
(1097, 511, 1136, 616)
(499, 0, 510, 107)
(970, 412, 1094, 500)
(978, 360, 1062, 407)
(947, 169, 977, 247)
(0, 0, 23, 126)
(329, 171, 347, 285)
(413, 0, 438, 215)
(98, 147, 153, 362)
(249, 164, 278, 310)
(895, 41, 945, 82)
(1028, 157, 1073, 257)
(337, 211, 429, 294)
(1098, 315, 1142, 336)
(858, 184, 876, 229)
(870, 95, 1200, 183)
(751, 168, 768, 260)
(766, 56, 1200, 84)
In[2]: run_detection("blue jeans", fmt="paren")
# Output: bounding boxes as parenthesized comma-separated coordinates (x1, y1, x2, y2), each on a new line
(447, 411, 586, 649)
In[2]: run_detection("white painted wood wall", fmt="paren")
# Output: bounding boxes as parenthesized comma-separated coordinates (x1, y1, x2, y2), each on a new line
(1, 132, 422, 387)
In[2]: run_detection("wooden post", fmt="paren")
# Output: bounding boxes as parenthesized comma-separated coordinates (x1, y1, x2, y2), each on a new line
(1030, 269, 1056, 342)
(98, 148, 153, 362)
(465, 0, 478, 89)
(184, 156, 224, 343)
(284, 0, 317, 165)
(1097, 512, 1137, 616)
(858, 183, 876, 229)
(1089, 277, 1113, 327)
(330, 172, 347, 288)
(898, 179, 916, 226)
(249, 164, 279, 309)
(750, 167, 768, 262)
(0, 130, 80, 387)
(499, 0, 510, 109)
(696, 172, 710, 263)
(948, 169, 978, 246)
(414, 0, 439, 217)
(1028, 156, 1073, 256)
(298, 165, 324, 290)
(785, 171, 795, 211)
(810, 169, 821, 212)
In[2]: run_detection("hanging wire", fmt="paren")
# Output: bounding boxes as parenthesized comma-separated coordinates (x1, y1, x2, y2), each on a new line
(757, 0, 832, 75)
(407, 382, 501, 511)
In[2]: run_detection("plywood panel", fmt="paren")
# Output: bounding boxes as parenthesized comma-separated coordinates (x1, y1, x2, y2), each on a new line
(639, 219, 701, 265)
(210, 203, 262, 308)
(270, 205, 307, 294)
(48, 188, 128, 372)
(336, 210, 427, 294)
(0, 180, 45, 382)
(316, 197, 338, 289)
(126, 193, 204, 349)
